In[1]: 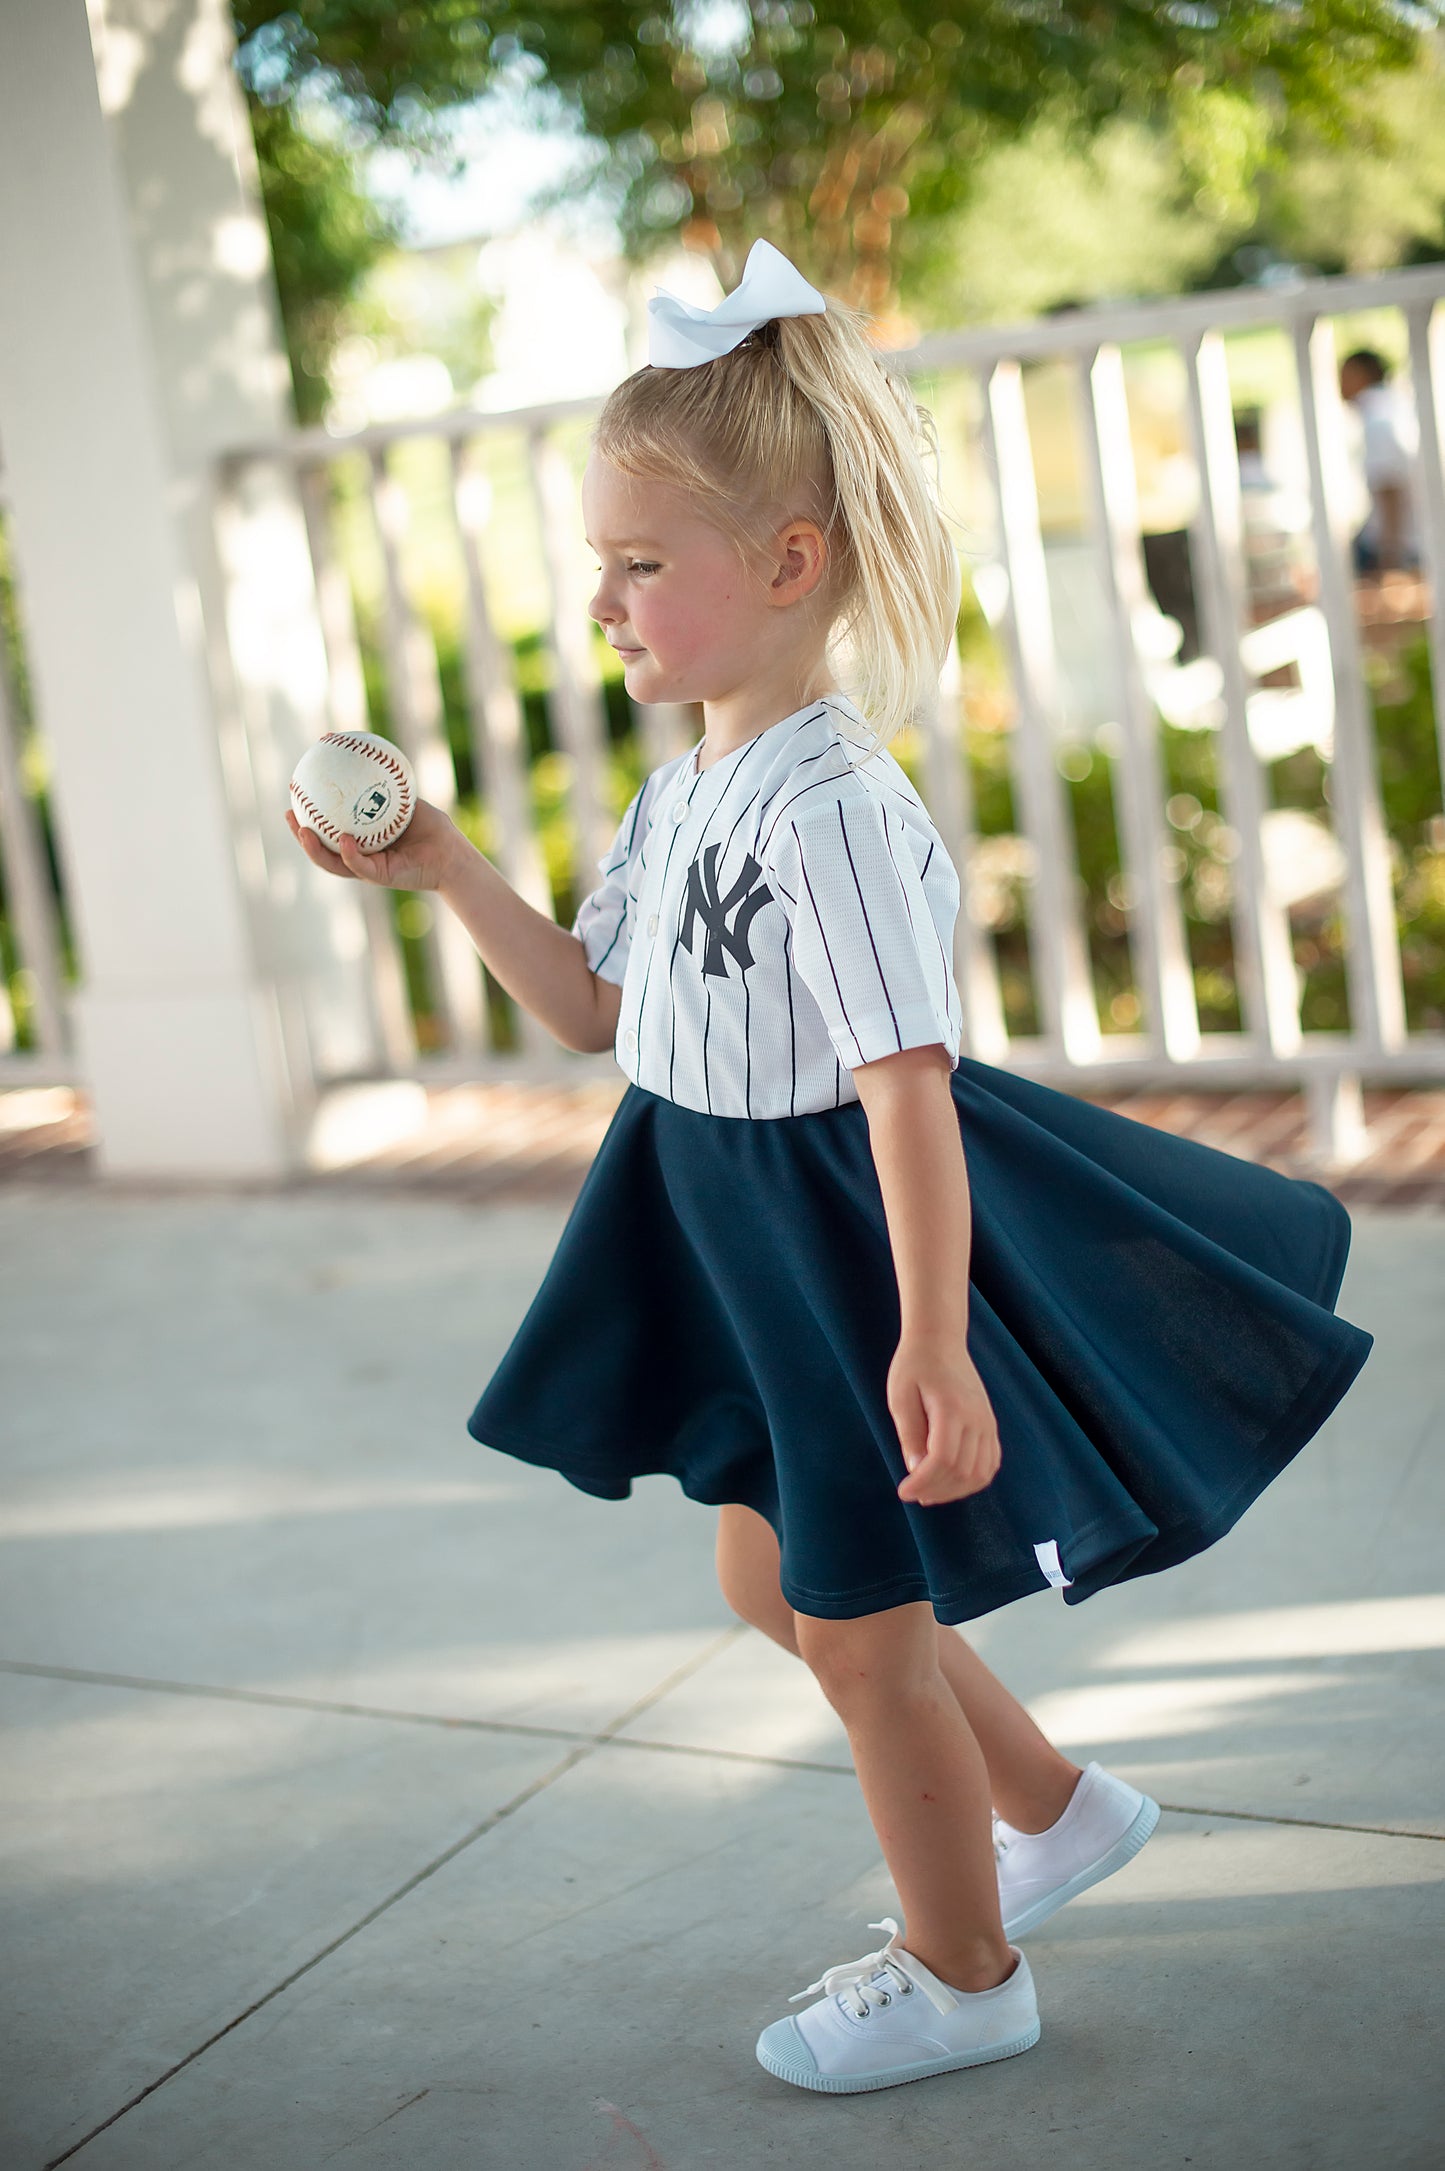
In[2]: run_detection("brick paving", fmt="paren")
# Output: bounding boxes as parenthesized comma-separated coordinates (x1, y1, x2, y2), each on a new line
(1080, 1085, 1445, 1208)
(5, 1077, 1445, 1206)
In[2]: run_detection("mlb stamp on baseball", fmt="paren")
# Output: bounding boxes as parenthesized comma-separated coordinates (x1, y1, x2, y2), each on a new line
(290, 731, 417, 855)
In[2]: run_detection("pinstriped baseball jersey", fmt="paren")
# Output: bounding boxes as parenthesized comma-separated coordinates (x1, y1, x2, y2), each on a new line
(571, 693, 964, 1119)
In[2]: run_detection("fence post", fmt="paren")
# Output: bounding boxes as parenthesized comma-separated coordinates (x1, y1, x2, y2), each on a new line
(1405, 301, 1445, 804)
(1076, 342, 1202, 1060)
(929, 640, 1009, 1060)
(1180, 329, 1302, 1057)
(978, 360, 1101, 1063)
(367, 447, 488, 1054)
(297, 459, 417, 1074)
(1303, 1070, 1371, 1167)
(449, 438, 555, 1062)
(1293, 313, 1407, 1056)
(527, 427, 614, 867)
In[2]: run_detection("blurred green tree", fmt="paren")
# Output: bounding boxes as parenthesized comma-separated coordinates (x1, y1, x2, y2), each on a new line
(248, 95, 399, 423)
(1246, 38, 1445, 275)
(902, 35, 1445, 325)
(232, 1, 1438, 320)
(902, 113, 1233, 325)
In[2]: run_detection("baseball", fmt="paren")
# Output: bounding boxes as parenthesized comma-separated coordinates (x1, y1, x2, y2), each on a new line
(290, 731, 416, 855)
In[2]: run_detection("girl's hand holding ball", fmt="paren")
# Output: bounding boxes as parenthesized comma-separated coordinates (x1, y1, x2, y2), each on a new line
(286, 797, 463, 892)
(287, 729, 464, 892)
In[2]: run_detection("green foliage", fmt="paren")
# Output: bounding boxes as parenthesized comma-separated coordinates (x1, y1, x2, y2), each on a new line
(1244, 43, 1445, 276)
(905, 38, 1445, 325)
(334, 248, 500, 409)
(231, 1, 1435, 309)
(904, 115, 1232, 327)
(247, 97, 399, 423)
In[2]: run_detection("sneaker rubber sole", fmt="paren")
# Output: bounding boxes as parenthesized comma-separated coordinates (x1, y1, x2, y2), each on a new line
(755, 2017, 1041, 2095)
(1001, 1789, 1161, 1940)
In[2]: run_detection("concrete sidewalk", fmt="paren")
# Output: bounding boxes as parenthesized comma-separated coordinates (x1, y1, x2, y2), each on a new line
(0, 1184, 1441, 2170)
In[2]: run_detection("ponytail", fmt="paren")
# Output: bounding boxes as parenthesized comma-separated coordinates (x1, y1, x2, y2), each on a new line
(594, 289, 959, 751)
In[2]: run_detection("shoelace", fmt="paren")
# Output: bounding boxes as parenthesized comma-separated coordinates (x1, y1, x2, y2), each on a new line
(787, 1916, 958, 2021)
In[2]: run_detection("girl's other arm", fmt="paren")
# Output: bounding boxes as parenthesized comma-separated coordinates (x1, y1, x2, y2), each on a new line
(286, 801, 622, 1054)
(853, 1044, 1002, 1506)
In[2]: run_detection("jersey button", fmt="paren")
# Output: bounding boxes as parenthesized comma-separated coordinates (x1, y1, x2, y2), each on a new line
(623, 1027, 638, 1052)
(646, 913, 659, 936)
(670, 797, 688, 824)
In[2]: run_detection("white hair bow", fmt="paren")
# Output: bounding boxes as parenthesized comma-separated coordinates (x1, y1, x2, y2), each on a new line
(647, 238, 826, 369)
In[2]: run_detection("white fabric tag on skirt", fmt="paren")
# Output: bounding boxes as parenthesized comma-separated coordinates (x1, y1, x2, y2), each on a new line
(1034, 1539, 1074, 1589)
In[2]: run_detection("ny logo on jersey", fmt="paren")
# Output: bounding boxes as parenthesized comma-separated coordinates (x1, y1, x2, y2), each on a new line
(680, 844, 771, 978)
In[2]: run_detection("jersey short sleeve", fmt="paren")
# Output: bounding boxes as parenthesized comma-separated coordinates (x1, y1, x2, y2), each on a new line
(764, 789, 962, 1072)
(571, 779, 653, 987)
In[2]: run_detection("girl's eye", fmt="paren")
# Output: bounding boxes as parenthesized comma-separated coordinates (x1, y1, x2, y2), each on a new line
(628, 561, 661, 576)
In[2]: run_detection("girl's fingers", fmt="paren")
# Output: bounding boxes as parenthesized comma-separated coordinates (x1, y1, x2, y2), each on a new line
(287, 810, 357, 879)
(309, 836, 355, 878)
(898, 1435, 947, 1499)
(897, 1417, 937, 1497)
(896, 1385, 961, 1499)
(899, 1421, 1000, 1505)
(288, 807, 429, 891)
(338, 833, 399, 885)
(891, 1383, 929, 1475)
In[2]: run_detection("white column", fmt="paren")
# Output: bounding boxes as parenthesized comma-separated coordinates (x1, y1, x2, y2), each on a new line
(0, 0, 290, 1175)
(91, 0, 380, 1096)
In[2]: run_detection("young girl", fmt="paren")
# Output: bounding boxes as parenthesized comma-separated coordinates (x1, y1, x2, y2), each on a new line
(288, 238, 1374, 2097)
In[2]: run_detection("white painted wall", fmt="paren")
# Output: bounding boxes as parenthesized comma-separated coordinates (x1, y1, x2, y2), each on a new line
(0, 2, 289, 1173)
(90, 0, 383, 1101)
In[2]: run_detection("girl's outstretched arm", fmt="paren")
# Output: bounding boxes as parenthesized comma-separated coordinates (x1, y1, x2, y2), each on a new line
(286, 801, 622, 1054)
(853, 1044, 1002, 1507)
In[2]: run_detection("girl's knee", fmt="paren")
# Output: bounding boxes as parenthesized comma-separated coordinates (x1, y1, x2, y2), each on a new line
(794, 1603, 940, 1710)
(715, 1503, 799, 1653)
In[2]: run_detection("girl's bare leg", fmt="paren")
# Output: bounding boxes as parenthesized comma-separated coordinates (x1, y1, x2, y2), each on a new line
(935, 1632, 1083, 1833)
(715, 1501, 1082, 1834)
(792, 1598, 1014, 1993)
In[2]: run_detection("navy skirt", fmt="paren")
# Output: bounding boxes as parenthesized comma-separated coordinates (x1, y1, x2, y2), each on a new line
(467, 1059, 1374, 1626)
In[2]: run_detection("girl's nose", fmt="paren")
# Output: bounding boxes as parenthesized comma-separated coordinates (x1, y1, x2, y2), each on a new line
(587, 578, 614, 626)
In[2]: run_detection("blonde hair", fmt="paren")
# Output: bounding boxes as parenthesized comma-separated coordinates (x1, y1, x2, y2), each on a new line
(594, 292, 959, 753)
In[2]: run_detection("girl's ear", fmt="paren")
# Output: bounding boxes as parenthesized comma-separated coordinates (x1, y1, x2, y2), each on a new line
(767, 519, 828, 608)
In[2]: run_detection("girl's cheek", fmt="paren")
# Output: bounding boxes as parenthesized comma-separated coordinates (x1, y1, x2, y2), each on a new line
(657, 595, 711, 644)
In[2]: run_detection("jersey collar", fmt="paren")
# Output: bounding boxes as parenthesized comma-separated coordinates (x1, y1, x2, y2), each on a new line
(687, 690, 856, 781)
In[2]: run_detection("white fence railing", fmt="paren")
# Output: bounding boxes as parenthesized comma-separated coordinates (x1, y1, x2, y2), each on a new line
(3, 262, 1444, 1156)
(898, 264, 1445, 1153)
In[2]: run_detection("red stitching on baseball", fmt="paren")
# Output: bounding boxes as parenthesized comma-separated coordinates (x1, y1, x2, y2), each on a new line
(325, 733, 410, 787)
(291, 734, 414, 853)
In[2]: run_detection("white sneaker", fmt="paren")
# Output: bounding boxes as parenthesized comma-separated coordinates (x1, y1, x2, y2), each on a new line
(755, 1917, 1040, 2095)
(994, 1761, 1160, 1940)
